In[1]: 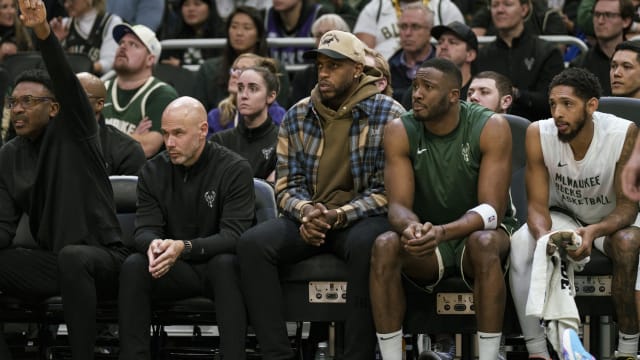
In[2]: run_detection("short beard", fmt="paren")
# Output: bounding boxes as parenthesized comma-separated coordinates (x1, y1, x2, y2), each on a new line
(113, 61, 138, 76)
(557, 108, 588, 143)
(414, 93, 450, 123)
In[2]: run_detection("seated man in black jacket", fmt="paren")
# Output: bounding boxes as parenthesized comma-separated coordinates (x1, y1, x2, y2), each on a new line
(77, 72, 146, 176)
(476, 0, 565, 121)
(118, 96, 255, 360)
(0, 1, 128, 359)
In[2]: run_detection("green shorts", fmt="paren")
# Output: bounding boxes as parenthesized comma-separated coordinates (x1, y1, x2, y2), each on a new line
(407, 224, 511, 293)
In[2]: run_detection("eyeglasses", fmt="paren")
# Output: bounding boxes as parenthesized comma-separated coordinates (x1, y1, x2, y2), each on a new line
(398, 23, 429, 32)
(6, 95, 55, 109)
(229, 67, 243, 75)
(593, 11, 621, 20)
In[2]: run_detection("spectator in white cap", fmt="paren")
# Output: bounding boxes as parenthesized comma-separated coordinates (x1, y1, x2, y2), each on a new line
(102, 23, 178, 158)
(237, 29, 405, 360)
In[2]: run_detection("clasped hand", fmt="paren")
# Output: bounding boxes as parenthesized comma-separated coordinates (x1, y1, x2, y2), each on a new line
(566, 226, 595, 261)
(147, 239, 184, 279)
(545, 226, 594, 261)
(401, 222, 444, 257)
(299, 203, 337, 246)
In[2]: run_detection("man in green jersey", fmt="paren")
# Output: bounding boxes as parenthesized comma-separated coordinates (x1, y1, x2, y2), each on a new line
(371, 58, 516, 360)
(103, 24, 177, 158)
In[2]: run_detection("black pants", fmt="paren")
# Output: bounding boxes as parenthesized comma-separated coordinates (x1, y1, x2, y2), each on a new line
(0, 244, 126, 360)
(118, 252, 246, 360)
(237, 215, 390, 360)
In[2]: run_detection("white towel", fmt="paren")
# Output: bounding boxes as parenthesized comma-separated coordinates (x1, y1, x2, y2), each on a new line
(525, 231, 590, 355)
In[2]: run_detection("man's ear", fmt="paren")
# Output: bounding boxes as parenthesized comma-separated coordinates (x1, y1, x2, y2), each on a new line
(500, 95, 513, 112)
(450, 88, 460, 102)
(95, 98, 105, 113)
(48, 101, 60, 118)
(466, 49, 477, 64)
(146, 54, 156, 68)
(354, 62, 364, 78)
(586, 97, 599, 115)
(521, 0, 531, 19)
(200, 121, 208, 140)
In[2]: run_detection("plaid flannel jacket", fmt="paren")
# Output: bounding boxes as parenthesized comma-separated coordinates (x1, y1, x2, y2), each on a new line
(275, 93, 405, 226)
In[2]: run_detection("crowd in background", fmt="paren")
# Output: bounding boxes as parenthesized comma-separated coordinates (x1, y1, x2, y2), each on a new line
(1, 0, 639, 139)
(2, 1, 640, 360)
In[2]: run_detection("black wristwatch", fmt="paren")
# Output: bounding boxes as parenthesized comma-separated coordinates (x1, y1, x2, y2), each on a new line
(181, 240, 192, 258)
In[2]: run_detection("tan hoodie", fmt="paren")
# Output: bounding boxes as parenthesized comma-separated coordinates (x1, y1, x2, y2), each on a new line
(310, 70, 382, 209)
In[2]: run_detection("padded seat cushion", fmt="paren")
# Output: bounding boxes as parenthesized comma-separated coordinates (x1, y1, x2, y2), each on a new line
(279, 253, 349, 282)
(0, 294, 42, 308)
(153, 296, 216, 313)
(579, 248, 612, 276)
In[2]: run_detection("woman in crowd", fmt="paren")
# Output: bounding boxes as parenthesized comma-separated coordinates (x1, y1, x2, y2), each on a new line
(0, 0, 33, 60)
(194, 6, 293, 110)
(209, 58, 281, 182)
(49, 0, 122, 75)
(206, 53, 285, 137)
(159, 0, 224, 67)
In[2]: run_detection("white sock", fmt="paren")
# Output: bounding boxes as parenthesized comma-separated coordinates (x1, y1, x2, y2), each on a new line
(478, 331, 501, 360)
(617, 331, 639, 357)
(526, 337, 551, 359)
(376, 329, 403, 360)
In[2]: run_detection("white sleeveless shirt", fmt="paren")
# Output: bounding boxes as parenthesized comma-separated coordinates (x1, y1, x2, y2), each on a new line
(540, 111, 631, 224)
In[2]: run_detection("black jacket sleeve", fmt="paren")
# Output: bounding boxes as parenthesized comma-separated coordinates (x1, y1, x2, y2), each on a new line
(133, 172, 166, 253)
(186, 160, 254, 261)
(37, 32, 97, 140)
(115, 141, 146, 176)
(104, 125, 146, 175)
(0, 149, 18, 248)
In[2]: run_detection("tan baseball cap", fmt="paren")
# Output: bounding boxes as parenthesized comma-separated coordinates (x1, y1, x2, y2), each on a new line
(303, 30, 365, 65)
(113, 23, 162, 60)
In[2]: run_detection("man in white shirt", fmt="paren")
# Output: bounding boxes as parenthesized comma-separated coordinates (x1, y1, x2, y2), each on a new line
(353, 0, 463, 59)
(510, 67, 640, 360)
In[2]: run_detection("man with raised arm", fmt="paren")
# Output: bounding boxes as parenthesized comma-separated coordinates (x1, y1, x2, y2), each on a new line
(0, 1, 128, 359)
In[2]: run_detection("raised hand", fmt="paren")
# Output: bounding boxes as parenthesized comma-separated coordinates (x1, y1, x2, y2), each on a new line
(18, 0, 46, 28)
(49, 16, 69, 40)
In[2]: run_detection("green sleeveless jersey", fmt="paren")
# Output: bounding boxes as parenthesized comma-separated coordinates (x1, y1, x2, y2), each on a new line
(103, 77, 178, 134)
(400, 101, 517, 232)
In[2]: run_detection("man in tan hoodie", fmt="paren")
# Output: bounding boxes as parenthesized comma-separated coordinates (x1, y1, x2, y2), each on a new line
(237, 30, 405, 360)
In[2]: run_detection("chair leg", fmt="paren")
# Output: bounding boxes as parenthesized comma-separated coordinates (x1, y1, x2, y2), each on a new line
(38, 323, 54, 360)
(0, 323, 11, 360)
(151, 324, 163, 360)
(294, 321, 304, 359)
(334, 322, 345, 360)
(461, 333, 473, 360)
